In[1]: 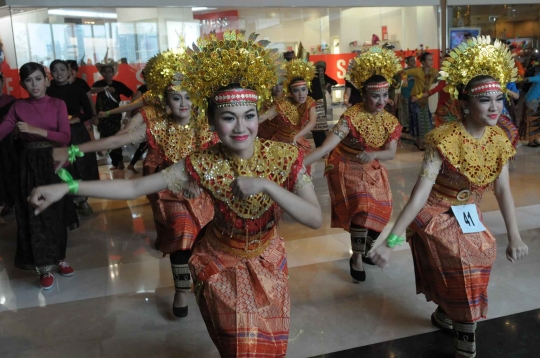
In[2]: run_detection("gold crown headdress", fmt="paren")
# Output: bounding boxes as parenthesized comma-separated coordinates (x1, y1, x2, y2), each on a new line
(141, 50, 187, 109)
(346, 46, 402, 90)
(283, 59, 315, 92)
(181, 30, 283, 113)
(439, 35, 519, 100)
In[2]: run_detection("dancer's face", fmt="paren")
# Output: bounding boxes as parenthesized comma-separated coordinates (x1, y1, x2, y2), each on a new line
(51, 63, 69, 84)
(100, 66, 115, 82)
(290, 84, 308, 104)
(21, 70, 48, 99)
(213, 104, 258, 157)
(166, 91, 192, 121)
(407, 57, 416, 68)
(272, 84, 283, 98)
(422, 54, 433, 69)
(364, 89, 389, 113)
(463, 91, 504, 127)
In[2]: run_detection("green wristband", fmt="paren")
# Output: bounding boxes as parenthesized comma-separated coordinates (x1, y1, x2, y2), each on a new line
(386, 233, 405, 248)
(57, 168, 80, 195)
(105, 111, 110, 118)
(67, 144, 84, 163)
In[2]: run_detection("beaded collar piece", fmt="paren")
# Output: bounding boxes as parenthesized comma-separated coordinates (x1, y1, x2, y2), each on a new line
(187, 139, 301, 219)
(142, 106, 217, 163)
(425, 121, 516, 188)
(275, 96, 316, 126)
(342, 103, 402, 150)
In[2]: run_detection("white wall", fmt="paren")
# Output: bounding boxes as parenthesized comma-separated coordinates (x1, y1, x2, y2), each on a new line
(0, 11, 16, 67)
(339, 7, 403, 53)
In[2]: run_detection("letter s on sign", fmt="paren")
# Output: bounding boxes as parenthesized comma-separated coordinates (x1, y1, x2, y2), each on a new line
(337, 59, 347, 79)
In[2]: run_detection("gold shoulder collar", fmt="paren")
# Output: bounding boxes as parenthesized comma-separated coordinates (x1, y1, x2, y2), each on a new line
(426, 121, 516, 187)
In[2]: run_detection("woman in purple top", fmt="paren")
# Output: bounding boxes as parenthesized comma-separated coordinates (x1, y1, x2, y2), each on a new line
(0, 72, 17, 217)
(0, 62, 78, 290)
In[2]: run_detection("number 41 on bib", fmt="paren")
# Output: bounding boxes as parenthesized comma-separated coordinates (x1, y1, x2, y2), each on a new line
(451, 204, 486, 234)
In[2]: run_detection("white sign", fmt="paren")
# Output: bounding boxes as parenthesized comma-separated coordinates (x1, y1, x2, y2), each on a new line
(451, 204, 486, 234)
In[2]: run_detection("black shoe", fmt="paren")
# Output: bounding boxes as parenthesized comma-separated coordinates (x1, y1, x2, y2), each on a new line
(77, 201, 94, 216)
(173, 304, 188, 318)
(431, 312, 453, 336)
(349, 258, 366, 282)
(67, 222, 79, 231)
(361, 255, 376, 266)
(0, 206, 13, 217)
(154, 240, 160, 251)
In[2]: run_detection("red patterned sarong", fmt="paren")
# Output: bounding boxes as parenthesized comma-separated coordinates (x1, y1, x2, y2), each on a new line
(143, 148, 214, 253)
(190, 224, 290, 357)
(326, 144, 392, 232)
(408, 193, 496, 322)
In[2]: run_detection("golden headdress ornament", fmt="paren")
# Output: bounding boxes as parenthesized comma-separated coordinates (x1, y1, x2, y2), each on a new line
(439, 35, 519, 100)
(346, 46, 402, 90)
(141, 50, 187, 109)
(181, 30, 283, 113)
(283, 59, 315, 92)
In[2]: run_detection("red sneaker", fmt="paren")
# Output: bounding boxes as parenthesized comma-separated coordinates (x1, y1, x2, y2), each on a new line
(40, 273, 54, 290)
(58, 261, 74, 277)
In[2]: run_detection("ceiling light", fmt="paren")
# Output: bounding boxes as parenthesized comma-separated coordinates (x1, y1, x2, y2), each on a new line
(192, 7, 217, 12)
(48, 9, 117, 19)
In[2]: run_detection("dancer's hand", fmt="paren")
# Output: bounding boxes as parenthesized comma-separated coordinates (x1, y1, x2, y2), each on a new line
(230, 177, 267, 200)
(17, 122, 46, 137)
(98, 111, 107, 118)
(292, 134, 300, 146)
(28, 184, 69, 215)
(506, 238, 529, 263)
(369, 244, 394, 269)
(106, 86, 116, 93)
(357, 151, 376, 164)
(52, 147, 69, 171)
(183, 180, 202, 199)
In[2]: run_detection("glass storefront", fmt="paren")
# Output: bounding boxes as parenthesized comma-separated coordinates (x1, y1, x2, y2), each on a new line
(0, 5, 538, 98)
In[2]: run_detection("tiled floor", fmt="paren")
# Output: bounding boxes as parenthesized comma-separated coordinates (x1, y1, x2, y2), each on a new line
(1, 140, 539, 358)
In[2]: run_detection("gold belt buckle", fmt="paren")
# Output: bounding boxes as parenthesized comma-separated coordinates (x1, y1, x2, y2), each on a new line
(244, 239, 262, 253)
(456, 189, 471, 202)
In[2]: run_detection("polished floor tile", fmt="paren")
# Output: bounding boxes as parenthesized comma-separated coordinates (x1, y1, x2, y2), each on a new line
(1, 142, 540, 357)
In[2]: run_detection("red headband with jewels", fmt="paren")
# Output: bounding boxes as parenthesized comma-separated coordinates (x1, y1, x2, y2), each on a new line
(464, 81, 502, 97)
(365, 82, 390, 93)
(290, 80, 308, 88)
(212, 89, 258, 108)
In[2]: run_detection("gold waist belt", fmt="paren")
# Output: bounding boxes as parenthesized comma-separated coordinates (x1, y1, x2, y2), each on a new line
(432, 183, 472, 204)
(208, 223, 276, 259)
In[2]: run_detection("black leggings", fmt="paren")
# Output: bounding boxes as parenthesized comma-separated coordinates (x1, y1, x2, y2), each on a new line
(130, 142, 148, 166)
(170, 249, 192, 265)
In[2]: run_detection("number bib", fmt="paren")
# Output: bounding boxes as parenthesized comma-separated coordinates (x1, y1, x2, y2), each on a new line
(451, 204, 486, 234)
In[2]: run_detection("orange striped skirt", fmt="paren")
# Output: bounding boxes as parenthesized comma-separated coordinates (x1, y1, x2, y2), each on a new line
(190, 223, 290, 357)
(408, 192, 496, 322)
(143, 148, 214, 254)
(325, 144, 392, 232)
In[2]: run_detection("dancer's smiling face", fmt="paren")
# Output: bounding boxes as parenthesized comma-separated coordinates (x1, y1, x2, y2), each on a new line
(166, 91, 192, 121)
(212, 104, 258, 158)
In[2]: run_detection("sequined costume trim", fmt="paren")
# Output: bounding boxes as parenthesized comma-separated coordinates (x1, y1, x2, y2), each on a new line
(141, 106, 218, 164)
(186, 138, 302, 220)
(342, 103, 402, 150)
(275, 96, 316, 126)
(424, 121, 515, 188)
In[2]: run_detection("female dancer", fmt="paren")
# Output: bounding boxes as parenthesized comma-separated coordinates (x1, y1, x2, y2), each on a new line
(371, 36, 529, 358)
(52, 50, 217, 317)
(29, 31, 322, 357)
(405, 52, 439, 150)
(520, 72, 540, 147)
(0, 62, 78, 290)
(304, 46, 402, 281)
(257, 83, 283, 140)
(398, 56, 416, 132)
(48, 59, 99, 216)
(258, 59, 317, 162)
(0, 73, 17, 217)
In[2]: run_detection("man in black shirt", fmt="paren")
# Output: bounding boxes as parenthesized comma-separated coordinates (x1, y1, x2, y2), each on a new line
(309, 61, 337, 147)
(92, 63, 133, 170)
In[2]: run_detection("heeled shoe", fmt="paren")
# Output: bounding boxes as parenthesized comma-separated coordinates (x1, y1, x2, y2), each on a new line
(431, 312, 453, 336)
(173, 304, 188, 318)
(349, 258, 366, 282)
(361, 255, 376, 266)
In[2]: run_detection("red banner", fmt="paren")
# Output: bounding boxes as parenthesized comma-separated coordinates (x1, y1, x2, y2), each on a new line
(2, 49, 440, 98)
(310, 49, 440, 85)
